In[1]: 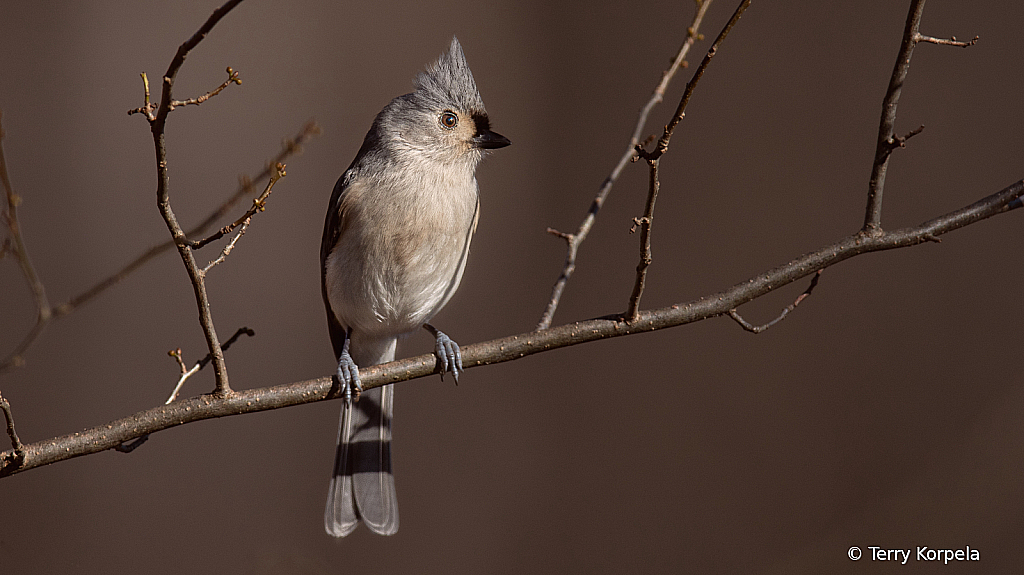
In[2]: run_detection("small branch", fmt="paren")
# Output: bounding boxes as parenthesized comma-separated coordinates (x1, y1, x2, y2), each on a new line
(169, 347, 189, 374)
(192, 162, 286, 250)
(194, 162, 286, 271)
(166, 327, 255, 404)
(128, 67, 241, 117)
(863, 0, 977, 233)
(647, 0, 753, 160)
(0, 392, 26, 465)
(535, 0, 715, 331)
(729, 270, 822, 333)
(202, 219, 249, 273)
(625, 156, 661, 322)
(165, 349, 202, 405)
(625, 0, 752, 321)
(168, 67, 241, 110)
(0, 110, 53, 373)
(888, 125, 925, 151)
(915, 33, 978, 47)
(126, 72, 157, 119)
(206, 326, 254, 366)
(545, 227, 573, 241)
(863, 0, 926, 233)
(139, 0, 246, 397)
(152, 0, 245, 131)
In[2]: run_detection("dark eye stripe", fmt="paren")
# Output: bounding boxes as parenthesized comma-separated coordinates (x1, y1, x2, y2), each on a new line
(471, 112, 490, 133)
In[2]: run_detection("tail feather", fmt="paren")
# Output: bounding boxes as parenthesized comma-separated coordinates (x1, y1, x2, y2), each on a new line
(350, 384, 398, 534)
(325, 336, 399, 536)
(325, 400, 358, 537)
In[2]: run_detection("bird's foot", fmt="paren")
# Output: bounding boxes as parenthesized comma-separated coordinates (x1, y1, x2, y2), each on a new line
(424, 324, 463, 384)
(336, 346, 363, 401)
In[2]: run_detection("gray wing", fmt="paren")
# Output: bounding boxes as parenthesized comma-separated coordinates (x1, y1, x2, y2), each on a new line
(321, 169, 357, 359)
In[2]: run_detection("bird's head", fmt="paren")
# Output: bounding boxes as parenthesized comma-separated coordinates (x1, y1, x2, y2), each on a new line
(379, 37, 510, 168)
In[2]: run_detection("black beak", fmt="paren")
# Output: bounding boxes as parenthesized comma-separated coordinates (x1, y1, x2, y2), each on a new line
(473, 129, 511, 150)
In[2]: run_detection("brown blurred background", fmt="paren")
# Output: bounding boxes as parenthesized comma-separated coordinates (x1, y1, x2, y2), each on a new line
(1, 1, 1021, 573)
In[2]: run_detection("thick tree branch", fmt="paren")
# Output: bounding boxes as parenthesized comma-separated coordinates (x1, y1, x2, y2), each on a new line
(537, 0, 715, 331)
(3, 178, 1019, 477)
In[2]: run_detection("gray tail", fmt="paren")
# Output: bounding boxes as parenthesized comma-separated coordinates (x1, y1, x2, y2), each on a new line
(325, 338, 399, 536)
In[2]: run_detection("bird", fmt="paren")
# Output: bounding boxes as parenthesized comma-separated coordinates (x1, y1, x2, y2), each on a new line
(320, 37, 510, 537)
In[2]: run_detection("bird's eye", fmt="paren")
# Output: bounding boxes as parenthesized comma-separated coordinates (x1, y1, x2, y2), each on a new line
(439, 111, 459, 129)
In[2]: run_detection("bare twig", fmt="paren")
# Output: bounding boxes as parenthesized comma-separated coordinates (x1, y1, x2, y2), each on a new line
(0, 111, 53, 372)
(729, 270, 823, 333)
(195, 163, 286, 271)
(888, 125, 926, 151)
(152, 0, 245, 132)
(204, 326, 254, 367)
(863, 0, 926, 232)
(915, 33, 978, 47)
(3, 178, 1020, 477)
(165, 327, 254, 404)
(863, 0, 977, 233)
(128, 67, 242, 117)
(166, 357, 201, 405)
(3, 0, 298, 380)
(536, 0, 715, 331)
(625, 155, 660, 322)
(202, 219, 249, 273)
(169, 66, 242, 109)
(650, 0, 753, 160)
(169, 347, 189, 374)
(0, 392, 26, 465)
(626, 0, 752, 322)
(192, 162, 286, 250)
(126, 72, 157, 119)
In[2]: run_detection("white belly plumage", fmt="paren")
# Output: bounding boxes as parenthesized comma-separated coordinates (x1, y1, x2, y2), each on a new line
(325, 199, 476, 338)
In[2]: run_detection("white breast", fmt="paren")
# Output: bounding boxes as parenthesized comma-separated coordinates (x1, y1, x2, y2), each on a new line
(325, 168, 479, 338)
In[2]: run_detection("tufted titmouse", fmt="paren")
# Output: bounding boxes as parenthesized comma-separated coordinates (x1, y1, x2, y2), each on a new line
(320, 37, 509, 537)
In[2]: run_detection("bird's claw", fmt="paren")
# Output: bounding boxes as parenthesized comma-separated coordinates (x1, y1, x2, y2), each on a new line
(336, 349, 363, 401)
(432, 329, 463, 384)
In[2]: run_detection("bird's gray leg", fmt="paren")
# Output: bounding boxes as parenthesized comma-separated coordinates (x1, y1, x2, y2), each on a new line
(336, 328, 363, 400)
(423, 323, 463, 383)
